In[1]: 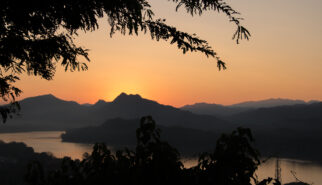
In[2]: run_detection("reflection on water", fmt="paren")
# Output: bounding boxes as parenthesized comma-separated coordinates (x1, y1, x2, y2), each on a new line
(257, 158, 322, 184)
(0, 131, 321, 184)
(0, 131, 93, 159)
(184, 158, 322, 184)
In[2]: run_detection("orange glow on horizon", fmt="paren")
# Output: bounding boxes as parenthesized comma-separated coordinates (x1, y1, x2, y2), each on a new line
(5, 0, 322, 108)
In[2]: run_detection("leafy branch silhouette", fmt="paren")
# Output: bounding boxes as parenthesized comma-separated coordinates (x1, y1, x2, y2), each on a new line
(0, 0, 250, 122)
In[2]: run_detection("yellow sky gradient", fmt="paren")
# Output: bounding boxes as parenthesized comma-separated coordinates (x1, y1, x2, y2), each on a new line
(13, 0, 322, 107)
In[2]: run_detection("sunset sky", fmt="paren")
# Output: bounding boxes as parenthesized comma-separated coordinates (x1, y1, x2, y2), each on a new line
(14, 0, 322, 107)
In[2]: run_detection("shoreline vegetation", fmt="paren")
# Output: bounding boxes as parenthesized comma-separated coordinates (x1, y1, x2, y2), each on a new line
(61, 117, 322, 164)
(0, 117, 314, 184)
(25, 116, 282, 185)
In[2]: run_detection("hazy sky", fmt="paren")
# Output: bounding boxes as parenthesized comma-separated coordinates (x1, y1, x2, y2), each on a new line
(14, 0, 322, 107)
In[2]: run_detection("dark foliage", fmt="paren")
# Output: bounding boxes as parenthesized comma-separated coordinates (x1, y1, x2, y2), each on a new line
(26, 116, 278, 185)
(196, 127, 261, 185)
(0, 141, 61, 185)
(0, 0, 250, 122)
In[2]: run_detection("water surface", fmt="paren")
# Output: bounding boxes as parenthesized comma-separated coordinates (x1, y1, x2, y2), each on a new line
(0, 131, 321, 184)
(0, 131, 92, 159)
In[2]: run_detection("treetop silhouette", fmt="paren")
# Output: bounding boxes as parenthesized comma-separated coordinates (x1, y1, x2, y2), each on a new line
(25, 116, 279, 185)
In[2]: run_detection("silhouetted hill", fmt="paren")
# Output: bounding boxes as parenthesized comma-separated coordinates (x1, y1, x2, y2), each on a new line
(2, 94, 98, 132)
(229, 103, 322, 129)
(2, 93, 230, 132)
(62, 118, 221, 154)
(227, 103, 322, 162)
(113, 92, 143, 104)
(91, 93, 230, 131)
(181, 98, 319, 117)
(230, 98, 307, 108)
(181, 103, 249, 117)
(0, 140, 60, 185)
(92, 99, 108, 108)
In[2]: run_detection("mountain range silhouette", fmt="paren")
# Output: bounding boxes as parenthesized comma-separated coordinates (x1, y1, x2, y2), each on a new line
(1, 93, 229, 132)
(1, 93, 322, 162)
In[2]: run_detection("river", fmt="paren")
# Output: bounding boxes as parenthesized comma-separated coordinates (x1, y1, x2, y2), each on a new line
(0, 131, 321, 184)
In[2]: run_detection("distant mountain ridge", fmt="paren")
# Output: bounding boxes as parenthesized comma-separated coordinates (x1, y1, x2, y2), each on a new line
(2, 94, 320, 132)
(228, 102, 322, 130)
(181, 103, 248, 117)
(181, 98, 320, 117)
(230, 98, 307, 108)
(1, 93, 322, 162)
(1, 93, 229, 132)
